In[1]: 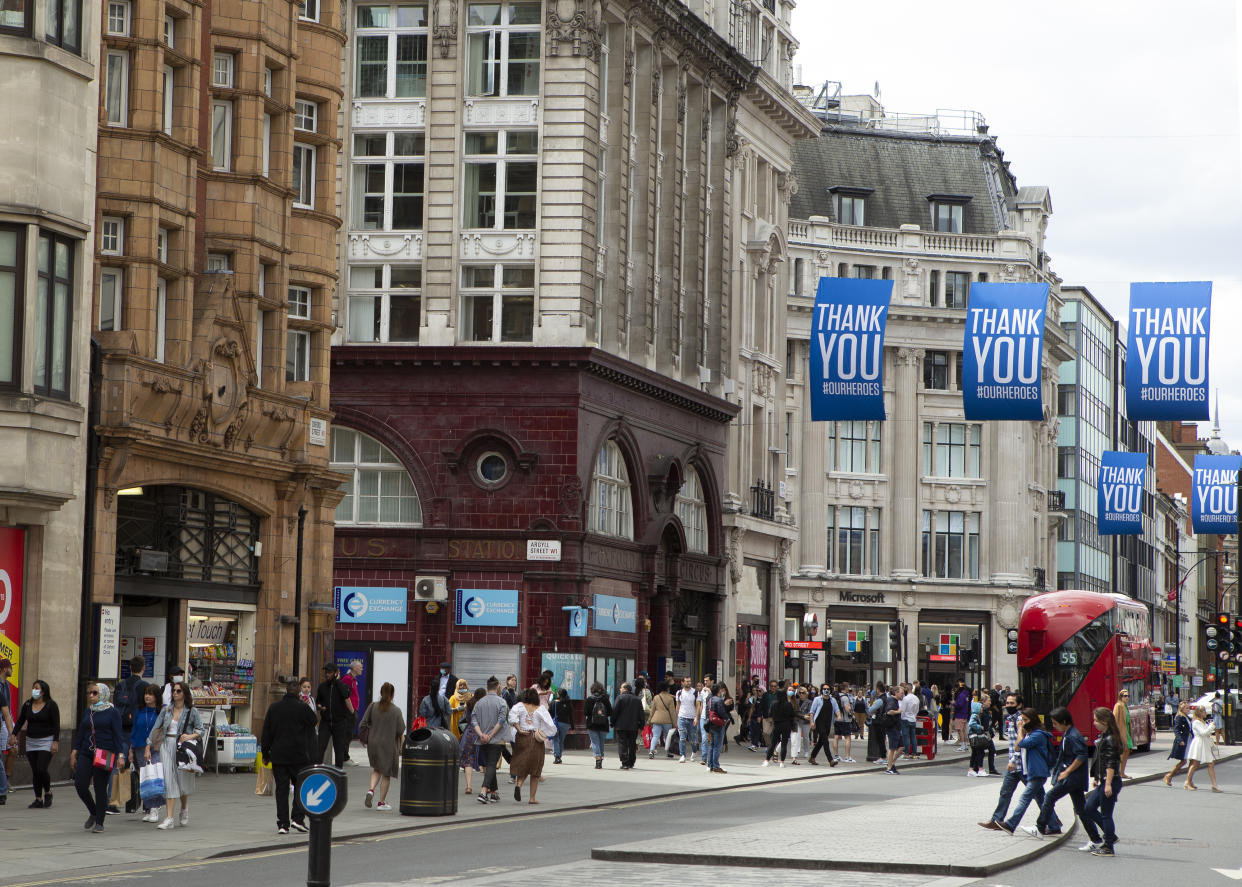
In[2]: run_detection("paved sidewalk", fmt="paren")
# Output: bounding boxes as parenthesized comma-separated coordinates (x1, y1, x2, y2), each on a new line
(0, 734, 964, 884)
(592, 731, 1242, 878)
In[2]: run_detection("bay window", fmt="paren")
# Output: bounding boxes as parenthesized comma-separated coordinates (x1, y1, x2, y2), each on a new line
(293, 143, 316, 208)
(354, 4, 428, 98)
(0, 225, 22, 389)
(105, 50, 129, 126)
(351, 131, 424, 230)
(211, 100, 232, 170)
(35, 232, 74, 398)
(460, 263, 532, 343)
(463, 130, 536, 229)
(99, 268, 122, 331)
(466, 1, 540, 96)
(348, 264, 421, 343)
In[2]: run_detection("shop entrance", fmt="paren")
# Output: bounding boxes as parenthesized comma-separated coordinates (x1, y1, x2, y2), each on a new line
(587, 651, 634, 698)
(670, 589, 710, 680)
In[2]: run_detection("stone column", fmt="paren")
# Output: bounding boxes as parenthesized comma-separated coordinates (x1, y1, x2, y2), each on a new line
(890, 347, 923, 578)
(798, 364, 827, 573)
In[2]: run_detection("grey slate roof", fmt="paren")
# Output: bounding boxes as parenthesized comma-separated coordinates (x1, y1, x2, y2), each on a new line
(790, 123, 1020, 234)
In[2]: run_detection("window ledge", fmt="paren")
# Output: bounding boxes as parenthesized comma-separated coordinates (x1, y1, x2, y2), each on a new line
(0, 33, 93, 80)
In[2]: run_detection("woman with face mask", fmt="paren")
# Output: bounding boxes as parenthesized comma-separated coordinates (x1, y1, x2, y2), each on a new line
(763, 684, 796, 768)
(70, 682, 124, 832)
(12, 680, 59, 808)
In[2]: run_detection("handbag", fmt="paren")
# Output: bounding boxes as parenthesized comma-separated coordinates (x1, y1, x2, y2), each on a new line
(708, 705, 727, 728)
(139, 760, 165, 800)
(93, 748, 118, 770)
(969, 733, 992, 750)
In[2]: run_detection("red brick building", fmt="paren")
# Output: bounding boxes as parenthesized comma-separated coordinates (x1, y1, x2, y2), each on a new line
(330, 347, 736, 719)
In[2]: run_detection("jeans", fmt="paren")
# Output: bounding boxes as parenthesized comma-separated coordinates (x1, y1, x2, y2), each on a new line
(1034, 777, 1076, 833)
(552, 723, 569, 759)
(587, 729, 607, 758)
(479, 743, 503, 793)
(705, 724, 724, 769)
(1082, 776, 1122, 847)
(901, 720, 917, 755)
(1003, 775, 1046, 831)
(748, 720, 764, 747)
(700, 720, 710, 754)
(678, 717, 697, 757)
(74, 758, 110, 826)
(990, 768, 1023, 822)
(649, 723, 670, 754)
(272, 762, 307, 828)
(0, 725, 8, 796)
(615, 730, 637, 768)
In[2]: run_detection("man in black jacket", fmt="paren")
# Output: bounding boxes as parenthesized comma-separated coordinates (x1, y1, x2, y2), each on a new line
(610, 683, 644, 770)
(262, 679, 318, 834)
(316, 664, 355, 767)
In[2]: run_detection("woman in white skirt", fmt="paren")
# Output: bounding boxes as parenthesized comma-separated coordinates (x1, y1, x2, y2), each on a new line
(1184, 705, 1222, 793)
(150, 682, 207, 828)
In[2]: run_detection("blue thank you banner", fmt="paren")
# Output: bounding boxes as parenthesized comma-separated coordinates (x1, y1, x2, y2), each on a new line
(335, 587, 408, 624)
(1192, 454, 1241, 535)
(962, 282, 1047, 420)
(808, 277, 891, 421)
(1097, 451, 1146, 535)
(455, 588, 519, 627)
(1125, 282, 1211, 420)
(593, 594, 637, 633)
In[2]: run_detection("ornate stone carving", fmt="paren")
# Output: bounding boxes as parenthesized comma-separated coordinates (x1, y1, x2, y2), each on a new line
(848, 480, 864, 500)
(997, 601, 1020, 630)
(776, 172, 797, 204)
(896, 347, 923, 367)
(223, 401, 251, 450)
(547, 0, 601, 58)
(677, 67, 688, 122)
(815, 250, 831, 266)
(188, 407, 209, 444)
(945, 485, 962, 504)
(777, 537, 792, 596)
(724, 88, 741, 157)
(903, 591, 916, 607)
(726, 525, 745, 585)
(433, 0, 457, 58)
(560, 476, 584, 521)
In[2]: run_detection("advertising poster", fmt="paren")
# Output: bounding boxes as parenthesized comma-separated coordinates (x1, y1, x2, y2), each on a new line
(455, 588, 519, 627)
(592, 594, 636, 633)
(1125, 281, 1211, 420)
(540, 652, 585, 700)
(808, 277, 891, 421)
(335, 586, 408, 625)
(1192, 454, 1242, 535)
(0, 528, 21, 694)
(962, 282, 1048, 420)
(1098, 451, 1146, 535)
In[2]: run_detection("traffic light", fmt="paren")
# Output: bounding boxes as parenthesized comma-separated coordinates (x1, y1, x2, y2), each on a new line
(859, 639, 873, 662)
(1218, 614, 1233, 656)
(1233, 618, 1242, 654)
(889, 621, 902, 662)
(1006, 628, 1019, 655)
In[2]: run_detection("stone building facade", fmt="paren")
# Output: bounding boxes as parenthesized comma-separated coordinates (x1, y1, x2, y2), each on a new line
(0, 0, 99, 746)
(88, 0, 345, 727)
(784, 102, 1071, 690)
(329, 0, 818, 712)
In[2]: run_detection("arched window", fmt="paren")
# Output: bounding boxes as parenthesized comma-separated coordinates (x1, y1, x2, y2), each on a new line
(590, 440, 633, 539)
(331, 427, 422, 526)
(675, 467, 707, 554)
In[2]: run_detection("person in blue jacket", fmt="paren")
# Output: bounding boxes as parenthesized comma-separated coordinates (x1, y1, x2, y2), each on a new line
(999, 708, 1052, 834)
(69, 682, 125, 833)
(1025, 707, 1084, 837)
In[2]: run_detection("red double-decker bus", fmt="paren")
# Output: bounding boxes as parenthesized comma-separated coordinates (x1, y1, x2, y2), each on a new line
(1017, 590, 1155, 749)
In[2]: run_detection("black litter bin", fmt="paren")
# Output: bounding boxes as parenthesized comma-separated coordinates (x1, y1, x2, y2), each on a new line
(400, 727, 459, 816)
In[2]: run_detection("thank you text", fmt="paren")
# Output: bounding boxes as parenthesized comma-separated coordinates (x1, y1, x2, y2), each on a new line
(1125, 282, 1212, 421)
(1192, 453, 1241, 535)
(809, 277, 892, 421)
(962, 282, 1047, 421)
(1097, 451, 1145, 535)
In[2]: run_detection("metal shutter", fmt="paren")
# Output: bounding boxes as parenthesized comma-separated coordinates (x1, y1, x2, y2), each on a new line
(452, 643, 520, 693)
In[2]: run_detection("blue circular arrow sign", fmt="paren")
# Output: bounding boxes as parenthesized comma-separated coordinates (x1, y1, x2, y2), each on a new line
(299, 772, 338, 816)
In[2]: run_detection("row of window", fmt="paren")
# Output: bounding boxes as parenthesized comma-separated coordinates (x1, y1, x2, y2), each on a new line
(829, 192, 969, 234)
(829, 507, 981, 579)
(0, 226, 76, 399)
(0, 0, 81, 50)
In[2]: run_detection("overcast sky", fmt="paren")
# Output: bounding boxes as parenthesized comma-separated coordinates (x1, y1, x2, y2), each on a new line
(790, 1, 1242, 447)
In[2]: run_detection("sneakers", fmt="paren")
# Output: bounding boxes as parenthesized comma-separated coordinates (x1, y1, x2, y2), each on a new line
(778, 761, 785, 768)
(365, 789, 374, 808)
(1078, 841, 1103, 852)
(84, 816, 96, 830)
(157, 818, 175, 830)
(179, 810, 189, 827)
(278, 827, 289, 835)
(106, 805, 121, 815)
(487, 792, 500, 803)
(884, 768, 897, 775)
(595, 759, 602, 769)
(1091, 846, 1115, 857)
(679, 755, 687, 763)
(689, 753, 696, 763)
(1020, 826, 1044, 839)
(43, 792, 52, 808)
(966, 770, 978, 777)
(142, 811, 161, 823)
(290, 821, 308, 833)
(376, 801, 392, 811)
(762, 759, 770, 767)
(477, 793, 490, 805)
(92, 823, 105, 833)
(843, 757, 856, 763)
(28, 798, 43, 809)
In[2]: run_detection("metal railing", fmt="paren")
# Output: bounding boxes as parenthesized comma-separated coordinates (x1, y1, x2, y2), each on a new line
(749, 480, 775, 521)
(1033, 567, 1046, 590)
(1047, 490, 1066, 511)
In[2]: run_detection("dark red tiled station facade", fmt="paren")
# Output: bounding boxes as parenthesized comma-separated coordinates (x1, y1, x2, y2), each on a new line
(330, 347, 736, 726)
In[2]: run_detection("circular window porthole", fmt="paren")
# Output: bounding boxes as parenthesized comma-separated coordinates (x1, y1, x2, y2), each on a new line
(476, 451, 509, 486)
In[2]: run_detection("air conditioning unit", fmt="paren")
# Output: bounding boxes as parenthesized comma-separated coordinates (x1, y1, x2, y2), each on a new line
(414, 575, 448, 601)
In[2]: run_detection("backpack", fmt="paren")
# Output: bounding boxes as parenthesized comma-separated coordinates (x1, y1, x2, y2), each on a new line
(854, 697, 866, 714)
(588, 696, 610, 729)
(878, 699, 900, 731)
(115, 676, 146, 730)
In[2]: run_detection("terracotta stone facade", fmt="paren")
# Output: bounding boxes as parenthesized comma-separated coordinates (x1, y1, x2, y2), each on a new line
(91, 0, 345, 725)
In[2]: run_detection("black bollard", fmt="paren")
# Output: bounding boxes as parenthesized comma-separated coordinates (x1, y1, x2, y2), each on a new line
(308, 819, 333, 887)
(298, 765, 349, 887)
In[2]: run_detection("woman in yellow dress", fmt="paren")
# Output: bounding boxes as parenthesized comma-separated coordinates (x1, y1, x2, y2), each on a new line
(447, 680, 471, 738)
